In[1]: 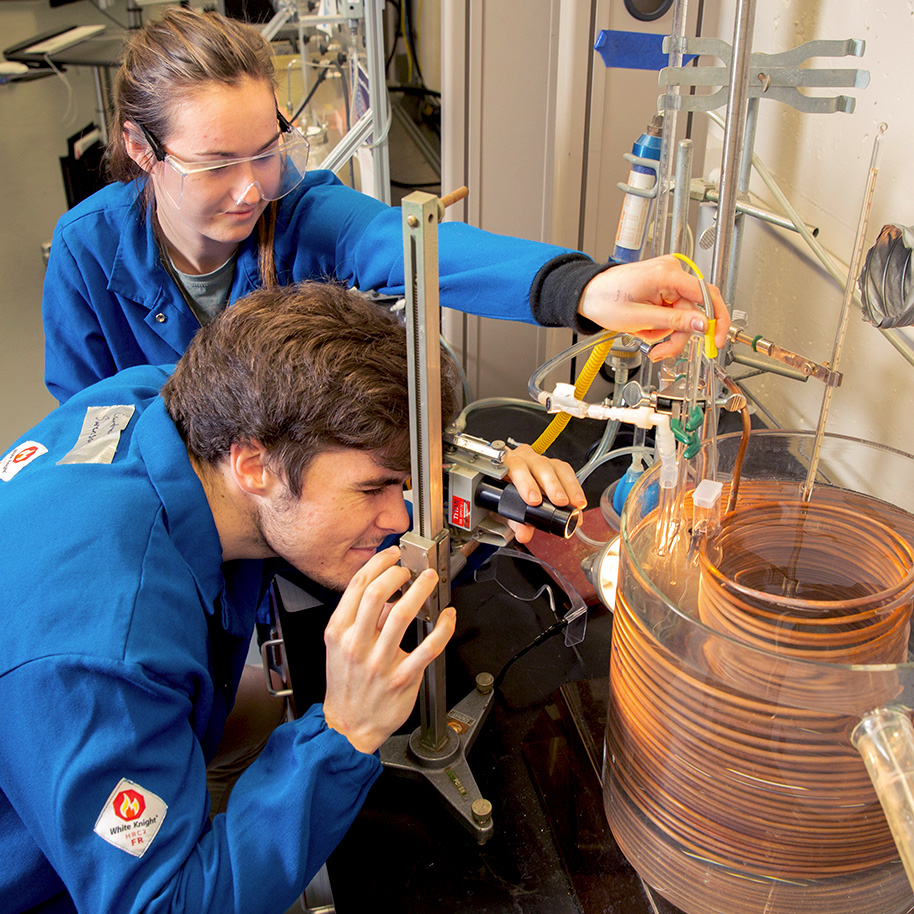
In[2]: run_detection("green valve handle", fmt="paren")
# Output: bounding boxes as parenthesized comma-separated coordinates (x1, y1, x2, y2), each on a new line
(670, 417, 701, 459)
(670, 417, 689, 444)
(685, 406, 704, 433)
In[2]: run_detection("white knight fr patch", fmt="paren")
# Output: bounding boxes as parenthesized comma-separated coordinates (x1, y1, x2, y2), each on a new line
(58, 405, 135, 465)
(0, 441, 48, 481)
(93, 778, 167, 858)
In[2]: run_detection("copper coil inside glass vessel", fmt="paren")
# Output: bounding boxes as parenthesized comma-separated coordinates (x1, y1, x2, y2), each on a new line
(603, 432, 914, 914)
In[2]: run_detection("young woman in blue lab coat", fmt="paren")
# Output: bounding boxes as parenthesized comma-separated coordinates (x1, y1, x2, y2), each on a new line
(41, 7, 728, 405)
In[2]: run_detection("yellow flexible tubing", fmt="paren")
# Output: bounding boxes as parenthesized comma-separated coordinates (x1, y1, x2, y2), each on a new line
(673, 252, 717, 358)
(532, 333, 616, 454)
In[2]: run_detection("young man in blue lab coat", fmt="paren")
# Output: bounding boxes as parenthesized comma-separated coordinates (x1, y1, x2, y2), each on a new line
(0, 281, 585, 914)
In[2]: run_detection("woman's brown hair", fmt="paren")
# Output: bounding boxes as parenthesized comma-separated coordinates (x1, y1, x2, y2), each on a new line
(105, 7, 281, 287)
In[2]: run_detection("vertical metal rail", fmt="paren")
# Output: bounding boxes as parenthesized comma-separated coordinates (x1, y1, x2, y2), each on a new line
(401, 192, 450, 751)
(363, 0, 392, 204)
(670, 139, 694, 257)
(711, 0, 757, 298)
(724, 96, 760, 302)
(650, 0, 690, 260)
(382, 189, 495, 844)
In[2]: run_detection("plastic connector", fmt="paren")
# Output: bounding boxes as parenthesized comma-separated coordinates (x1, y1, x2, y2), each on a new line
(692, 478, 723, 537)
(653, 415, 678, 489)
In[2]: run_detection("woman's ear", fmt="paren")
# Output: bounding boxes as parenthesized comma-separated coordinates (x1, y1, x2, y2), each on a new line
(123, 121, 157, 173)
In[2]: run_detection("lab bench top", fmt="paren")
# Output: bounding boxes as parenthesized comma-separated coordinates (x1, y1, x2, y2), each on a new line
(323, 548, 679, 914)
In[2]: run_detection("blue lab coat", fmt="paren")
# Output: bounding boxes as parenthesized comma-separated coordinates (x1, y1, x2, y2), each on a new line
(0, 366, 381, 913)
(43, 172, 574, 403)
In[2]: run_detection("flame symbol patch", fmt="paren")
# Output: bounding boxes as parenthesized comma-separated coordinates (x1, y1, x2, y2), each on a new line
(114, 789, 146, 821)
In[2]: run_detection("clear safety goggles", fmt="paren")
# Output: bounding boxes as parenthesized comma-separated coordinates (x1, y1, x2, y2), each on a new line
(139, 112, 310, 212)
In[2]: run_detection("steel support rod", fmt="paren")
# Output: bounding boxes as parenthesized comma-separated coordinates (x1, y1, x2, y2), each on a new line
(363, 0, 391, 203)
(382, 191, 494, 843)
(724, 96, 760, 303)
(671, 139, 694, 256)
(402, 192, 450, 749)
(650, 0, 690, 259)
(711, 0, 758, 297)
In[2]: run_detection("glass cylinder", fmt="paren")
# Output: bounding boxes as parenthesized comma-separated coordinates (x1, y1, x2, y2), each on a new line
(603, 431, 914, 914)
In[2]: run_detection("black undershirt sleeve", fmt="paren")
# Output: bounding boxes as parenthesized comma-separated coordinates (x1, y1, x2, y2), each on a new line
(529, 253, 618, 334)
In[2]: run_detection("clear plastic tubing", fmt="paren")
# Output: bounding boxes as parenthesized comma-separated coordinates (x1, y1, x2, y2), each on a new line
(528, 334, 613, 403)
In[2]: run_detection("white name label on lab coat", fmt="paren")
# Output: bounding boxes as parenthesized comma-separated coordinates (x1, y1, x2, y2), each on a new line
(58, 405, 136, 465)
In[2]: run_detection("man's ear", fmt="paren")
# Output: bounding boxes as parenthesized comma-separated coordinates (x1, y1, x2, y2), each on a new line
(123, 121, 157, 173)
(228, 441, 280, 497)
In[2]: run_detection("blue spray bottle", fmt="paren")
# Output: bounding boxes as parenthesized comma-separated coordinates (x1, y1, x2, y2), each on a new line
(612, 114, 663, 264)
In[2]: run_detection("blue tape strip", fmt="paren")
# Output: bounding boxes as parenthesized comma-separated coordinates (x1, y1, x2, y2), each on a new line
(594, 29, 697, 71)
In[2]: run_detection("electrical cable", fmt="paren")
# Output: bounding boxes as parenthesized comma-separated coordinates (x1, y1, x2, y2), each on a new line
(290, 63, 330, 124)
(400, 0, 424, 86)
(43, 54, 77, 127)
(387, 85, 440, 99)
(384, 0, 401, 75)
(492, 616, 570, 691)
(391, 179, 440, 189)
(474, 568, 573, 692)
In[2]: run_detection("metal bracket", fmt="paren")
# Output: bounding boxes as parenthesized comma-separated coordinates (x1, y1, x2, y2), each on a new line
(660, 36, 869, 114)
(617, 152, 662, 200)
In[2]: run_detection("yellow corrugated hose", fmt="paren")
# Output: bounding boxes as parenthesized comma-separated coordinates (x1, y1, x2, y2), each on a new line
(531, 332, 616, 454)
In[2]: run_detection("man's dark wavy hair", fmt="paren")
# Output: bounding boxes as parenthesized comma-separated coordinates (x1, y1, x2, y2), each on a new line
(162, 281, 461, 496)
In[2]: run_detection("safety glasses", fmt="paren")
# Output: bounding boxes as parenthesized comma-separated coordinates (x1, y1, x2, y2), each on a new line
(138, 111, 310, 212)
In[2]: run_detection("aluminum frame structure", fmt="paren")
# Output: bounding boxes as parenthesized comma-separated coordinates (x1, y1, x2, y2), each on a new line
(262, 0, 391, 203)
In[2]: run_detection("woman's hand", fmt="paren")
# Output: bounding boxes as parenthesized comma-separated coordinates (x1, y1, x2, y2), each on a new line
(577, 254, 730, 361)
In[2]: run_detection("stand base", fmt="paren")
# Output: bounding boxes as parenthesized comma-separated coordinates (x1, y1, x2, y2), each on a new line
(381, 675, 496, 843)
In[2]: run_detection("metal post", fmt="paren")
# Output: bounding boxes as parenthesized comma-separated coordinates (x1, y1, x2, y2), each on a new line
(724, 96, 760, 302)
(401, 192, 450, 750)
(670, 139, 694, 256)
(364, 0, 391, 204)
(711, 0, 758, 296)
(650, 0, 690, 259)
(381, 191, 495, 843)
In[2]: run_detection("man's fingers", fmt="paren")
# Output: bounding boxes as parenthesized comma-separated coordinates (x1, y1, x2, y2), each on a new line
(503, 444, 586, 509)
(394, 605, 457, 682)
(507, 519, 535, 544)
(349, 564, 414, 642)
(374, 568, 440, 655)
(329, 545, 403, 630)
